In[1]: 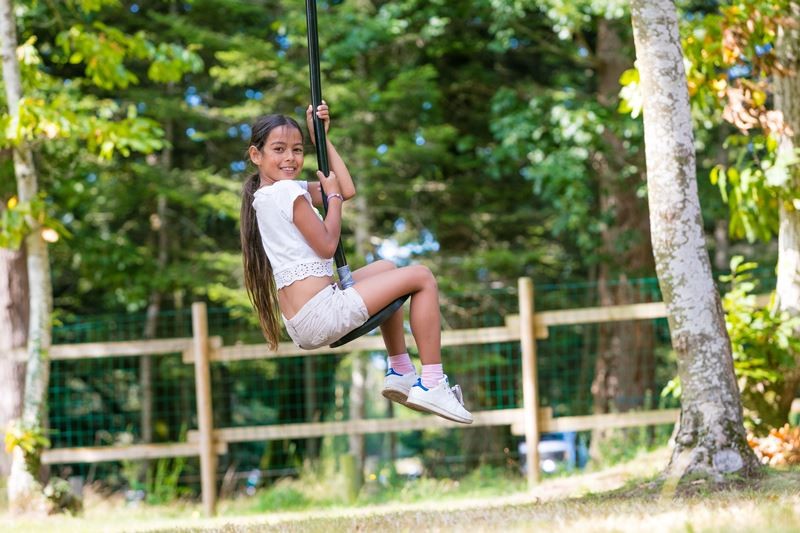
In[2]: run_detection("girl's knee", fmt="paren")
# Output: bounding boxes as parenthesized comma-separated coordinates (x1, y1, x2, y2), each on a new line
(376, 259, 397, 272)
(411, 264, 437, 289)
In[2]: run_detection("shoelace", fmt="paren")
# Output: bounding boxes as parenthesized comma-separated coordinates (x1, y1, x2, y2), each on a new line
(440, 376, 466, 407)
(451, 384, 464, 406)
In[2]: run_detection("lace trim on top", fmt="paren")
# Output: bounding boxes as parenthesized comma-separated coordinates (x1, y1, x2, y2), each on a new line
(274, 260, 333, 289)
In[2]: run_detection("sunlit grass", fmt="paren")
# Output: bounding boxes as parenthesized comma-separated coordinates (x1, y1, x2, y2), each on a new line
(4, 448, 800, 532)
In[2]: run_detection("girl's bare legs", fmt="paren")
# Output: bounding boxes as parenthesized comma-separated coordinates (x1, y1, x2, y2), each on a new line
(355, 262, 471, 424)
(352, 264, 441, 365)
(351, 260, 407, 356)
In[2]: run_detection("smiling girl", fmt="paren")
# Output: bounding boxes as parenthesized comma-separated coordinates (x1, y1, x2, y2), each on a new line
(239, 103, 472, 424)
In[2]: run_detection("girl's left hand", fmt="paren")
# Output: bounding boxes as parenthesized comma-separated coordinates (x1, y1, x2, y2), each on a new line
(306, 101, 331, 144)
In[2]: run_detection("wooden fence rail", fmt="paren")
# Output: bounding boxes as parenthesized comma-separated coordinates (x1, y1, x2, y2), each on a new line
(22, 277, 725, 516)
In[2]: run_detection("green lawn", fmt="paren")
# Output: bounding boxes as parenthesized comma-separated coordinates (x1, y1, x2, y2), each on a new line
(5, 448, 800, 532)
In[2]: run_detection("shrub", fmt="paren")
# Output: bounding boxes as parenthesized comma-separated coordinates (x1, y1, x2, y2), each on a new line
(721, 257, 800, 434)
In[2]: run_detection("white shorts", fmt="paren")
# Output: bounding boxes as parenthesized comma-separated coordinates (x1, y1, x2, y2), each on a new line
(282, 283, 370, 349)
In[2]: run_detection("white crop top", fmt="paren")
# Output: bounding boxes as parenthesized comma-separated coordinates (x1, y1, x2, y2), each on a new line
(252, 180, 334, 289)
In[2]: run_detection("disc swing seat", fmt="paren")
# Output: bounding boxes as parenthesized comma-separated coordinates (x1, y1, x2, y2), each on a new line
(304, 0, 410, 348)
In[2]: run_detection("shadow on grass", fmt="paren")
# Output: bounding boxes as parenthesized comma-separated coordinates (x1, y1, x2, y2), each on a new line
(206, 468, 800, 533)
(143, 455, 800, 533)
(6, 451, 800, 533)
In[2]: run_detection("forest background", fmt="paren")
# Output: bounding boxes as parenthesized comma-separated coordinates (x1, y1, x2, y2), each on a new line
(2, 0, 783, 330)
(0, 0, 796, 508)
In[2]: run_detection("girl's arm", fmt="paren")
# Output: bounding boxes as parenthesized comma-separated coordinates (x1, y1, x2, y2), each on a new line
(293, 170, 344, 259)
(306, 102, 356, 207)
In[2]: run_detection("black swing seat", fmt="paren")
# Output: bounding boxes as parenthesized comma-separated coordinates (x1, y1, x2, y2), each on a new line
(330, 294, 410, 348)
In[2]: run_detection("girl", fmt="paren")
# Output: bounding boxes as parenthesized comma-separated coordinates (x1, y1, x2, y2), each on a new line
(240, 103, 472, 425)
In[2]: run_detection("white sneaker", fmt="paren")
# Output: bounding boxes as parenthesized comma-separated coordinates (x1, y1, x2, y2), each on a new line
(405, 375, 473, 424)
(382, 368, 418, 405)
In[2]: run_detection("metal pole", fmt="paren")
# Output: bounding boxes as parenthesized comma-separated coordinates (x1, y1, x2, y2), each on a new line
(305, 0, 352, 285)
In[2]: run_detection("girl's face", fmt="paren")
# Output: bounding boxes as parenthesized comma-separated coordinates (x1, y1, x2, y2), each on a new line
(249, 125, 304, 185)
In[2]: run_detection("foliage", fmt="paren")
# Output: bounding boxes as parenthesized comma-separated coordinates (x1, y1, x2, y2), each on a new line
(3, 0, 682, 316)
(721, 256, 800, 433)
(146, 457, 190, 505)
(747, 424, 800, 466)
(119, 422, 190, 506)
(681, 0, 796, 243)
(589, 422, 675, 470)
(4, 419, 50, 453)
(680, 0, 790, 122)
(55, 22, 202, 89)
(709, 134, 785, 242)
(0, 195, 70, 249)
(120, 456, 189, 506)
(243, 462, 525, 513)
(619, 1, 798, 243)
(0, 25, 195, 160)
(42, 477, 83, 515)
(253, 482, 311, 511)
(4, 419, 51, 475)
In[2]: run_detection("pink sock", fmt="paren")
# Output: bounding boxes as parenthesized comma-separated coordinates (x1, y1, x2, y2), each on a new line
(421, 363, 444, 388)
(388, 353, 415, 375)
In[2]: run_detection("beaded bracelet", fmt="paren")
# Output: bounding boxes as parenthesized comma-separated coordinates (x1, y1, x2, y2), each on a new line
(326, 193, 344, 203)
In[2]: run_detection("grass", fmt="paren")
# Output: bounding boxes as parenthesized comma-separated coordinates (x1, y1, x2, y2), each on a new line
(4, 447, 800, 532)
(225, 462, 529, 514)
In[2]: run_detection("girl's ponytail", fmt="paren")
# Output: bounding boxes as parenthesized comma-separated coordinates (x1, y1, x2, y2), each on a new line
(240, 172, 281, 349)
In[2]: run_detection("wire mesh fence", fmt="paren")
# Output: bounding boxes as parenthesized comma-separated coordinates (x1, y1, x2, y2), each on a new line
(46, 273, 765, 501)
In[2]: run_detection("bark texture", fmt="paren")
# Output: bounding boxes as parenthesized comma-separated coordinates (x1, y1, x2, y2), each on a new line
(630, 0, 760, 480)
(1, 0, 53, 512)
(0, 245, 28, 478)
(592, 17, 656, 418)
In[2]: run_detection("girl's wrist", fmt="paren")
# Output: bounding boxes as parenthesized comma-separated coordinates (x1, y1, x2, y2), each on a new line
(327, 192, 344, 203)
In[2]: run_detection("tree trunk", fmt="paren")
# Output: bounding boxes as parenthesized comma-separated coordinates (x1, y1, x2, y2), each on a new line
(347, 353, 365, 489)
(774, 2, 800, 316)
(773, 1, 800, 423)
(1, 0, 53, 512)
(141, 193, 168, 443)
(590, 17, 656, 457)
(630, 0, 760, 480)
(139, 113, 174, 487)
(0, 245, 28, 478)
(346, 186, 372, 479)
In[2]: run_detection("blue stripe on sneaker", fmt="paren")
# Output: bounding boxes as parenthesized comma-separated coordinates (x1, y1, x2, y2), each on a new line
(412, 378, 429, 391)
(385, 368, 403, 377)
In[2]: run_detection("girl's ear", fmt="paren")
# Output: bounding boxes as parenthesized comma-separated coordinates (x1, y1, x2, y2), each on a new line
(248, 145, 261, 164)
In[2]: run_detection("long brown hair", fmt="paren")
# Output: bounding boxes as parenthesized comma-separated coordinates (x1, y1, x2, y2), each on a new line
(240, 114, 304, 349)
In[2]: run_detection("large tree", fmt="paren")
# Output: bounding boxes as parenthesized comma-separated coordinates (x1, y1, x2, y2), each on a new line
(0, 242, 27, 478)
(0, 0, 204, 510)
(672, 0, 800, 425)
(0, 138, 25, 483)
(1, 0, 52, 512)
(630, 0, 760, 479)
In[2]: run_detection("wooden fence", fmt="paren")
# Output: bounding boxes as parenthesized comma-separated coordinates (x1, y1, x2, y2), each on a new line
(13, 277, 698, 516)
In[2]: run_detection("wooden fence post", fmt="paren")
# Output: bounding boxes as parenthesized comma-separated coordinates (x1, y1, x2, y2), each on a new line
(192, 302, 217, 516)
(518, 277, 541, 487)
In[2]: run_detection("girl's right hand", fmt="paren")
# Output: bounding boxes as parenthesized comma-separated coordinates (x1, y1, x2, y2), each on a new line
(307, 102, 331, 143)
(318, 170, 341, 196)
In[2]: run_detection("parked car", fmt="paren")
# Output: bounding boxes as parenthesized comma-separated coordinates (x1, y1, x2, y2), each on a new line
(518, 432, 588, 474)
